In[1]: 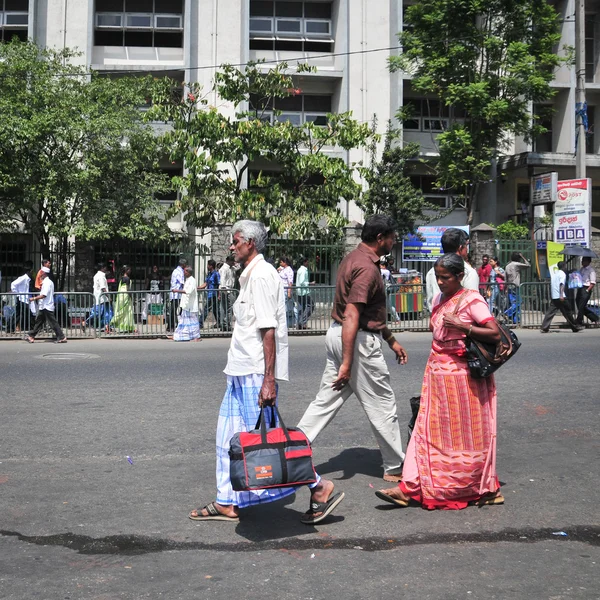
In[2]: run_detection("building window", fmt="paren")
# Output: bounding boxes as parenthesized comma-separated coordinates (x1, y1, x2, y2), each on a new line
(249, 1, 333, 53)
(533, 104, 553, 153)
(249, 93, 332, 126)
(410, 174, 452, 208)
(585, 14, 596, 83)
(95, 0, 184, 48)
(156, 163, 182, 203)
(402, 99, 465, 132)
(0, 0, 28, 42)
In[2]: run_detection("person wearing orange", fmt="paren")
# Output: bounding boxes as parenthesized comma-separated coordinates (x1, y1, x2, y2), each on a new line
(376, 253, 504, 510)
(34, 258, 52, 290)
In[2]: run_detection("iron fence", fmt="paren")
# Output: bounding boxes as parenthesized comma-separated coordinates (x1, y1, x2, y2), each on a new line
(0, 292, 96, 340)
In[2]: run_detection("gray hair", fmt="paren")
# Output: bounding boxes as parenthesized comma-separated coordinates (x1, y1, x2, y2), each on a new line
(231, 220, 268, 253)
(434, 253, 465, 278)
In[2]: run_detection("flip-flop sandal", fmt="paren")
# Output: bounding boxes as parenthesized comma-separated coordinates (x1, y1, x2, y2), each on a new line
(189, 502, 239, 522)
(473, 493, 505, 506)
(375, 489, 409, 507)
(300, 491, 345, 525)
(383, 472, 403, 483)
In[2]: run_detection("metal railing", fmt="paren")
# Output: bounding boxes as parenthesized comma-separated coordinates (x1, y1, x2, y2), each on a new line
(5, 283, 596, 340)
(0, 292, 96, 340)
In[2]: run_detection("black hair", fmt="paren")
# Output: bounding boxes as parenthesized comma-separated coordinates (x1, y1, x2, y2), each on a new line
(482, 254, 489, 260)
(226, 255, 235, 262)
(510, 252, 521, 262)
(207, 259, 217, 268)
(120, 265, 131, 276)
(435, 253, 465, 278)
(557, 261, 566, 270)
(23, 260, 34, 271)
(361, 214, 397, 243)
(96, 262, 106, 270)
(491, 256, 500, 263)
(440, 228, 469, 254)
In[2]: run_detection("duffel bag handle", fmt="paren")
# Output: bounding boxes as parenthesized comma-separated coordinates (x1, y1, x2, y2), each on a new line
(254, 405, 292, 443)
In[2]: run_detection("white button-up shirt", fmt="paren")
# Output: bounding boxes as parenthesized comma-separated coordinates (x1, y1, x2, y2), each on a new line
(11, 274, 31, 303)
(93, 270, 109, 305)
(39, 277, 55, 311)
(219, 262, 236, 289)
(224, 254, 289, 381)
(425, 262, 480, 311)
(180, 276, 199, 313)
(581, 264, 597, 287)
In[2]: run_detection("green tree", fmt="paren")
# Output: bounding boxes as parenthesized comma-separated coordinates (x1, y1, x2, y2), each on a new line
(148, 61, 374, 239)
(391, 0, 564, 224)
(358, 120, 444, 239)
(0, 40, 171, 287)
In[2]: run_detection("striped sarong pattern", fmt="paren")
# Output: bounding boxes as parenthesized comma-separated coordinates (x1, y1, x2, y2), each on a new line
(173, 309, 201, 341)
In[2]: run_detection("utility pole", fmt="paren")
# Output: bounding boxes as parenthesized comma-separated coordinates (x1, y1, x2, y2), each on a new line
(575, 0, 586, 179)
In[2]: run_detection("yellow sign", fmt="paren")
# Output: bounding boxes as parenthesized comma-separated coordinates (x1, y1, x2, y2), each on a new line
(546, 241, 565, 274)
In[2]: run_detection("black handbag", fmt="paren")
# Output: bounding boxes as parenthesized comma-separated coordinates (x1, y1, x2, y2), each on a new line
(453, 292, 521, 379)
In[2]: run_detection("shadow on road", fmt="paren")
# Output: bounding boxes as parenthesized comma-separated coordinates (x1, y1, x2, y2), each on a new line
(315, 447, 384, 480)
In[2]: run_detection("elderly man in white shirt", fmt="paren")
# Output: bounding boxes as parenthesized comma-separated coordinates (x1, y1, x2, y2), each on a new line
(576, 256, 599, 326)
(168, 258, 187, 332)
(425, 228, 479, 312)
(189, 220, 343, 525)
(27, 267, 67, 343)
(10, 261, 34, 331)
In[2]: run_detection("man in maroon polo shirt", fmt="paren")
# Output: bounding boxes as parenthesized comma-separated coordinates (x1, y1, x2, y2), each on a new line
(297, 214, 408, 482)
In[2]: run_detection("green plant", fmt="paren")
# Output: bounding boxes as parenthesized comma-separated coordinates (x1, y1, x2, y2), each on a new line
(493, 221, 529, 240)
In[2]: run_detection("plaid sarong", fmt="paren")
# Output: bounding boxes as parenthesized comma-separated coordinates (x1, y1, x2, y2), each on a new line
(173, 309, 201, 341)
(216, 374, 318, 508)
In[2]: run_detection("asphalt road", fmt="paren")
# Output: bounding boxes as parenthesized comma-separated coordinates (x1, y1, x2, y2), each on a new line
(0, 330, 598, 600)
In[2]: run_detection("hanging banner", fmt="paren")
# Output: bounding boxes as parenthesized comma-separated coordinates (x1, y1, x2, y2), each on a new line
(402, 226, 470, 262)
(531, 172, 558, 205)
(546, 240, 565, 274)
(553, 178, 591, 247)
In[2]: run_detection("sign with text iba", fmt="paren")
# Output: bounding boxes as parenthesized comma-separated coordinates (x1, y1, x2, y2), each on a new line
(553, 178, 591, 247)
(402, 226, 470, 262)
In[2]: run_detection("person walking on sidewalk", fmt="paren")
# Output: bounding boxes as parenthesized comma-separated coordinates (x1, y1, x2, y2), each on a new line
(576, 257, 599, 327)
(297, 214, 408, 484)
(11, 261, 34, 332)
(27, 267, 67, 343)
(189, 220, 343, 524)
(541, 262, 584, 333)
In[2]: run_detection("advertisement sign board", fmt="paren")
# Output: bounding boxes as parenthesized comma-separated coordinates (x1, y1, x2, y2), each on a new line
(546, 241, 565, 275)
(402, 226, 470, 262)
(553, 178, 591, 247)
(531, 172, 558, 205)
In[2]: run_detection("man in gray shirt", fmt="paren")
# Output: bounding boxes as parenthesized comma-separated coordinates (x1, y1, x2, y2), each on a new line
(505, 252, 530, 286)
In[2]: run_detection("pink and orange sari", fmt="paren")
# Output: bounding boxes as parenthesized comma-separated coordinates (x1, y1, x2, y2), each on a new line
(400, 288, 500, 510)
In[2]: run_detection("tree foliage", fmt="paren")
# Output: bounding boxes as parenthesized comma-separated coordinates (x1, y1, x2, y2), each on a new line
(358, 121, 443, 239)
(391, 0, 564, 223)
(494, 220, 529, 240)
(148, 61, 374, 239)
(0, 41, 172, 270)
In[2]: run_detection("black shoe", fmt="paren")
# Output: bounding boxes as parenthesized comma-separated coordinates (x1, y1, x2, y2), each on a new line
(540, 328, 549, 333)
(573, 326, 585, 332)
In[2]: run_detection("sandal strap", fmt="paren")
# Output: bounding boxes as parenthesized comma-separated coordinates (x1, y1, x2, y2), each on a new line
(204, 502, 220, 516)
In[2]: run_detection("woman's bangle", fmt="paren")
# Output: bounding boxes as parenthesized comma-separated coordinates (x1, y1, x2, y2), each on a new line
(467, 324, 473, 336)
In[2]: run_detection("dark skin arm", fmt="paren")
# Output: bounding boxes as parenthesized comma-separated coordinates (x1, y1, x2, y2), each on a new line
(258, 327, 277, 406)
(332, 303, 408, 391)
(442, 313, 501, 344)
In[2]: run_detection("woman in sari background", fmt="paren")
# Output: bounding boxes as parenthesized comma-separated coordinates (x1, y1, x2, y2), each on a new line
(377, 253, 504, 510)
(111, 265, 135, 333)
(172, 265, 201, 342)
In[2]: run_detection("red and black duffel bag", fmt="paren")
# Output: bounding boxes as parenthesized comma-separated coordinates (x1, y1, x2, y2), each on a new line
(229, 406, 317, 491)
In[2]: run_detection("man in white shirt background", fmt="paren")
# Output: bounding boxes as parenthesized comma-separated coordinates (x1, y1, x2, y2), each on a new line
(189, 219, 343, 524)
(168, 258, 187, 333)
(90, 263, 110, 329)
(425, 228, 479, 312)
(27, 266, 67, 343)
(218, 255, 236, 332)
(10, 261, 34, 332)
(540, 261, 584, 333)
(575, 257, 598, 327)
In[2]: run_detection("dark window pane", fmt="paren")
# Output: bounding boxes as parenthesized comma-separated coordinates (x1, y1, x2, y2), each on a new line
(95, 29, 124, 45)
(275, 94, 303, 111)
(403, 118, 419, 130)
(124, 30, 153, 46)
(586, 105, 595, 154)
(125, 0, 149, 11)
(154, 31, 183, 47)
(250, 18, 273, 32)
(421, 176, 437, 194)
(250, 1, 274, 16)
(5, 0, 29, 9)
(422, 99, 449, 118)
(303, 40, 332, 52)
(275, 1, 302, 17)
(274, 39, 302, 51)
(305, 2, 331, 18)
(155, 0, 183, 13)
(96, 0, 124, 10)
(303, 95, 331, 111)
(305, 21, 330, 34)
(2, 29, 27, 42)
(306, 114, 328, 126)
(592, 187, 600, 213)
(276, 19, 302, 33)
(250, 38, 275, 50)
(249, 93, 273, 110)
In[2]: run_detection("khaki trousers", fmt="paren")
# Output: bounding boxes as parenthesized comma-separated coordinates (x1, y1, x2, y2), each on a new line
(298, 323, 405, 474)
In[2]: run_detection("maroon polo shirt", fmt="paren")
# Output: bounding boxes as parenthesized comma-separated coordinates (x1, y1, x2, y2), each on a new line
(331, 243, 387, 332)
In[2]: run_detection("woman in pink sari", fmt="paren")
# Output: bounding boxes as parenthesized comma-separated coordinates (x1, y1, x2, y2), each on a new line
(377, 254, 504, 510)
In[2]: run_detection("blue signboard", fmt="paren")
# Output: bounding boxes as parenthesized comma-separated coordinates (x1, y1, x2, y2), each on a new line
(402, 226, 470, 262)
